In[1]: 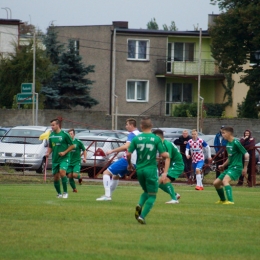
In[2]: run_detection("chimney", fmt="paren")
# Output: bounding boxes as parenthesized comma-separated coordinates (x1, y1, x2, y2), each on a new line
(113, 21, 128, 29)
(208, 14, 219, 28)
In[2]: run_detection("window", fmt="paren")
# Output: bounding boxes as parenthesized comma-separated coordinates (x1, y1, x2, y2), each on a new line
(250, 50, 260, 66)
(126, 80, 148, 101)
(166, 83, 192, 103)
(168, 42, 194, 62)
(128, 39, 149, 60)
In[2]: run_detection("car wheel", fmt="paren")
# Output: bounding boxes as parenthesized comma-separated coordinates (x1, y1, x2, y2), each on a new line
(36, 158, 46, 174)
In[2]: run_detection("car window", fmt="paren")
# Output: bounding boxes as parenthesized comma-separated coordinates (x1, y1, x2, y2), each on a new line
(0, 130, 7, 137)
(82, 140, 105, 148)
(2, 129, 44, 144)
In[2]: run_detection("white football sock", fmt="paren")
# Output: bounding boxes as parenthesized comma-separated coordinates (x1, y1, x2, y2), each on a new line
(110, 179, 119, 193)
(103, 175, 111, 197)
(196, 174, 201, 187)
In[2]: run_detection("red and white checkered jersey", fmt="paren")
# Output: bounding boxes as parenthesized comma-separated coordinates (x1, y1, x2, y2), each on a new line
(186, 138, 207, 163)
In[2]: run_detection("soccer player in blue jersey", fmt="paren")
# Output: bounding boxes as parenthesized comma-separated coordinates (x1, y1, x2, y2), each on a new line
(96, 118, 140, 201)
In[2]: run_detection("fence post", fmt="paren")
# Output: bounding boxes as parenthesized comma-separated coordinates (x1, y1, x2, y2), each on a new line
(250, 148, 256, 187)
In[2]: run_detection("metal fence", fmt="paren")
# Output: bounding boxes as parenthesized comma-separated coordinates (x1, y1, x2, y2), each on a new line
(0, 137, 259, 187)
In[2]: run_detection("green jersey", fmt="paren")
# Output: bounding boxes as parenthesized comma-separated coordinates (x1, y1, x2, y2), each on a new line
(163, 139, 184, 168)
(226, 139, 247, 169)
(49, 130, 74, 163)
(128, 132, 166, 171)
(70, 138, 86, 165)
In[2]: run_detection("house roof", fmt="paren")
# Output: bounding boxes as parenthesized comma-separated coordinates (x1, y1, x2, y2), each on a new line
(115, 28, 210, 37)
(0, 19, 22, 25)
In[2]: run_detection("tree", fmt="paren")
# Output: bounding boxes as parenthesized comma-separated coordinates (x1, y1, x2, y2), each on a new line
(209, 0, 260, 118)
(147, 18, 159, 30)
(162, 21, 178, 31)
(43, 26, 64, 65)
(0, 41, 53, 109)
(41, 39, 98, 109)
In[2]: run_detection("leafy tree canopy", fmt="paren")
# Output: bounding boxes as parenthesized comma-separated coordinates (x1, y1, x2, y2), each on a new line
(162, 21, 178, 31)
(0, 42, 53, 108)
(41, 39, 98, 109)
(147, 18, 159, 30)
(209, 0, 260, 118)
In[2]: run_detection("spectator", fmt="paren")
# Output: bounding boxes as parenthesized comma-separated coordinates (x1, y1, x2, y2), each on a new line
(174, 130, 192, 181)
(237, 129, 255, 186)
(214, 125, 228, 178)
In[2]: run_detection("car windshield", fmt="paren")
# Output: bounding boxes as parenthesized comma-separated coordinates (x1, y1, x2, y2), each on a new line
(82, 140, 105, 148)
(0, 129, 7, 137)
(1, 129, 44, 144)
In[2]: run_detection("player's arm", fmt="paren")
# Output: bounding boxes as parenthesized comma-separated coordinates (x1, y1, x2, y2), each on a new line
(126, 151, 135, 171)
(82, 149, 87, 163)
(46, 147, 52, 157)
(218, 158, 229, 171)
(106, 142, 130, 155)
(242, 152, 250, 177)
(59, 144, 76, 157)
(185, 143, 191, 159)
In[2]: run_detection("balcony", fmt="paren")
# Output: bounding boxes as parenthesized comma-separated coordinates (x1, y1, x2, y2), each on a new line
(156, 59, 224, 79)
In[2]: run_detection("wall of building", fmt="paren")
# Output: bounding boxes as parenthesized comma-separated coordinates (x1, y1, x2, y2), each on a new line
(1, 109, 260, 141)
(0, 24, 18, 57)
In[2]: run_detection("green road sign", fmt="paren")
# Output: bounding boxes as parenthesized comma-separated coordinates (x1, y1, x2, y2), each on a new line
(17, 93, 35, 104)
(21, 83, 32, 93)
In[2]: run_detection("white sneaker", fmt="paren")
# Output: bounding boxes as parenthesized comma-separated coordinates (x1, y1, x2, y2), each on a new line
(62, 192, 68, 199)
(165, 199, 179, 204)
(57, 194, 62, 198)
(176, 193, 181, 200)
(96, 196, 111, 201)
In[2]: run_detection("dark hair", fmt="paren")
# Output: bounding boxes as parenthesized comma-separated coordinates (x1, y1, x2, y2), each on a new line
(126, 118, 136, 127)
(50, 118, 60, 125)
(222, 126, 234, 134)
(68, 128, 75, 135)
(140, 116, 152, 129)
(152, 129, 164, 138)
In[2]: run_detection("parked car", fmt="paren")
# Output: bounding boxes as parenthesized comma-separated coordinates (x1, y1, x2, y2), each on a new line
(75, 130, 128, 141)
(47, 135, 125, 177)
(0, 126, 49, 173)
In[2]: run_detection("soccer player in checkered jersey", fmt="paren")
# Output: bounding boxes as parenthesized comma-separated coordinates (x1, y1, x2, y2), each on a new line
(185, 129, 212, 190)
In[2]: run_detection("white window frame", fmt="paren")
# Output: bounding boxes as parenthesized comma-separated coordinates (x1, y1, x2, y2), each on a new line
(127, 39, 150, 61)
(126, 80, 149, 102)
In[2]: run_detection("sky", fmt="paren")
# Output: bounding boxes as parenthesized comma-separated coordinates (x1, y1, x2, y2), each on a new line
(1, 0, 220, 32)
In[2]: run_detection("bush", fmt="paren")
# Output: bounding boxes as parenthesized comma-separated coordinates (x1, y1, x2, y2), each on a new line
(173, 103, 225, 117)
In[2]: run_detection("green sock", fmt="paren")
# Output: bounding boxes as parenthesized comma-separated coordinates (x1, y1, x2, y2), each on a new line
(61, 176, 68, 193)
(141, 195, 156, 219)
(54, 180, 61, 194)
(224, 185, 233, 202)
(216, 188, 226, 201)
(138, 192, 149, 207)
(159, 183, 176, 200)
(69, 178, 76, 189)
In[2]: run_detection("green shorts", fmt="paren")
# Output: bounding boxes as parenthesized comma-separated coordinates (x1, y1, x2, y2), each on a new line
(52, 160, 69, 175)
(136, 167, 158, 194)
(167, 163, 184, 180)
(218, 167, 243, 181)
(67, 163, 81, 175)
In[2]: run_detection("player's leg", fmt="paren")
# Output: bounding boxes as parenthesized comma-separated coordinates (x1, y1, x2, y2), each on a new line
(137, 168, 158, 224)
(195, 161, 204, 190)
(110, 175, 119, 194)
(52, 164, 62, 197)
(59, 161, 69, 198)
(213, 173, 226, 203)
(70, 165, 81, 192)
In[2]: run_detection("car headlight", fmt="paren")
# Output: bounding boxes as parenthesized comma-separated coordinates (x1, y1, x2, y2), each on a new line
(24, 154, 39, 158)
(0, 152, 5, 157)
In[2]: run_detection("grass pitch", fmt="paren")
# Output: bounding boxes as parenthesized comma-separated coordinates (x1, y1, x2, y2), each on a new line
(0, 181, 259, 260)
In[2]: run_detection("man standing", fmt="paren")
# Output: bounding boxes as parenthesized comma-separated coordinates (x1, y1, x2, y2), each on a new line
(153, 129, 184, 204)
(214, 126, 249, 204)
(127, 117, 169, 224)
(174, 130, 192, 181)
(67, 129, 87, 192)
(46, 119, 75, 198)
(214, 125, 228, 178)
(96, 118, 140, 201)
(186, 129, 212, 190)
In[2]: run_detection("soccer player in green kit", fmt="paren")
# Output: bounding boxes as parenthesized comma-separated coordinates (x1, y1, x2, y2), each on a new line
(153, 129, 184, 204)
(127, 117, 169, 224)
(46, 119, 75, 198)
(213, 126, 249, 204)
(67, 129, 87, 192)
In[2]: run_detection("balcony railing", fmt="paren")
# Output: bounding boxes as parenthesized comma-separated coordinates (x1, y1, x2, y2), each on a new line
(156, 59, 223, 77)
